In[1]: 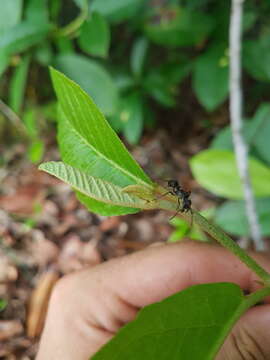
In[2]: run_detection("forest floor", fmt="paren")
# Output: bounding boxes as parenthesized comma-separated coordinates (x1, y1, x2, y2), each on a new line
(0, 105, 226, 358)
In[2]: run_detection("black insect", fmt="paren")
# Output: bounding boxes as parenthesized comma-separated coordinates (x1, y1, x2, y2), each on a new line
(166, 179, 192, 219)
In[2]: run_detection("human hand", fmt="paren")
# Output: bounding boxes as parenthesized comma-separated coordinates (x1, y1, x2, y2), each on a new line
(36, 241, 270, 360)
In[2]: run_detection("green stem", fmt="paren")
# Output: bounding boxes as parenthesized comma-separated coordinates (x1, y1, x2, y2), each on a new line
(193, 211, 270, 285)
(211, 286, 270, 359)
(55, 4, 88, 38)
(243, 286, 270, 309)
(134, 184, 270, 285)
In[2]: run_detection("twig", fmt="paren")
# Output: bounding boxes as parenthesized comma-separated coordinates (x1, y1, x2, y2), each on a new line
(229, 0, 265, 250)
(55, 2, 88, 38)
(0, 98, 27, 136)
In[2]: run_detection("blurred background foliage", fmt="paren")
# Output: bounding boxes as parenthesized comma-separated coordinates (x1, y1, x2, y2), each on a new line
(1, 0, 270, 241)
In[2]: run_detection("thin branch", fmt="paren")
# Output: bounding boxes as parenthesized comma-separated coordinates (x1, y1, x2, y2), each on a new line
(0, 98, 28, 137)
(229, 0, 265, 250)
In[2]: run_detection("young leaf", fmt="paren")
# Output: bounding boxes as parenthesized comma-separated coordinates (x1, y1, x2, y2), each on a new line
(79, 12, 110, 58)
(57, 107, 137, 215)
(51, 68, 151, 187)
(39, 162, 155, 210)
(190, 149, 270, 199)
(51, 68, 152, 215)
(121, 184, 155, 202)
(92, 282, 244, 360)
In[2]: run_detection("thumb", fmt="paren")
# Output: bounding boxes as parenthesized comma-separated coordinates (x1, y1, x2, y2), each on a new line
(217, 304, 270, 359)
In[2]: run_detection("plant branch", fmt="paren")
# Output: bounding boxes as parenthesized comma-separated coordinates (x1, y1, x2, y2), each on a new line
(0, 98, 27, 137)
(55, 3, 88, 38)
(211, 285, 270, 359)
(154, 189, 270, 284)
(193, 211, 270, 285)
(229, 0, 264, 250)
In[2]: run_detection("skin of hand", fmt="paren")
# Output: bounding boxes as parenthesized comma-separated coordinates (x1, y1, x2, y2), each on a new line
(36, 241, 270, 360)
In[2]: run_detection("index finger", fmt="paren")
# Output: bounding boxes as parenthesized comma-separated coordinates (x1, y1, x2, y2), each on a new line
(100, 241, 270, 308)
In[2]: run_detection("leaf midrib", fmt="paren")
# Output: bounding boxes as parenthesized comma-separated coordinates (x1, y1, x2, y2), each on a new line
(68, 123, 152, 188)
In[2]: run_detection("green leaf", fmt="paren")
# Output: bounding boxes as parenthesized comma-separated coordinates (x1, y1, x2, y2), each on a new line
(243, 36, 270, 82)
(214, 198, 270, 236)
(121, 93, 144, 145)
(49, 0, 61, 20)
(0, 53, 10, 78)
(51, 68, 152, 215)
(79, 12, 110, 58)
(0, 22, 50, 56)
(143, 59, 191, 107)
(0, 0, 22, 32)
(0, 299, 7, 312)
(90, 0, 144, 23)
(130, 37, 148, 77)
(54, 54, 118, 116)
(25, 0, 49, 24)
(92, 283, 244, 360)
(144, 7, 214, 47)
(28, 140, 44, 164)
(193, 45, 229, 111)
(169, 208, 215, 242)
(210, 104, 270, 165)
(58, 109, 136, 215)
(143, 73, 176, 107)
(242, 11, 257, 32)
(34, 41, 52, 65)
(210, 125, 233, 150)
(9, 54, 30, 114)
(251, 104, 270, 165)
(55, 37, 74, 54)
(190, 149, 270, 199)
(22, 107, 38, 138)
(73, 0, 88, 10)
(39, 162, 154, 210)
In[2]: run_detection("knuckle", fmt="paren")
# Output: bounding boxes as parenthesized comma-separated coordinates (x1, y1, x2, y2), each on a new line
(50, 274, 77, 306)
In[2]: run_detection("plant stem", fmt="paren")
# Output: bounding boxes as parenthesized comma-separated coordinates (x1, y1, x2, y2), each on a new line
(145, 185, 270, 285)
(55, 4, 88, 38)
(211, 285, 270, 359)
(193, 211, 270, 285)
(244, 286, 270, 309)
(0, 98, 28, 137)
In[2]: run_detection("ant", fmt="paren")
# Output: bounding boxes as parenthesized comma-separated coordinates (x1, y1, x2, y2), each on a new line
(163, 180, 192, 219)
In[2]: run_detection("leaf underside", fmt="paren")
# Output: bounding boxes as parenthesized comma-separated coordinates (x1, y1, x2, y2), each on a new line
(91, 282, 244, 360)
(39, 161, 155, 210)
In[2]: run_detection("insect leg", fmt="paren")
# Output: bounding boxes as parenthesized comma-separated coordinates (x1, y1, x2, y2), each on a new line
(146, 190, 172, 203)
(169, 197, 181, 220)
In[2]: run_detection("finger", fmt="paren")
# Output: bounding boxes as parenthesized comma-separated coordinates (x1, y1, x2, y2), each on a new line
(98, 241, 270, 308)
(37, 241, 270, 360)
